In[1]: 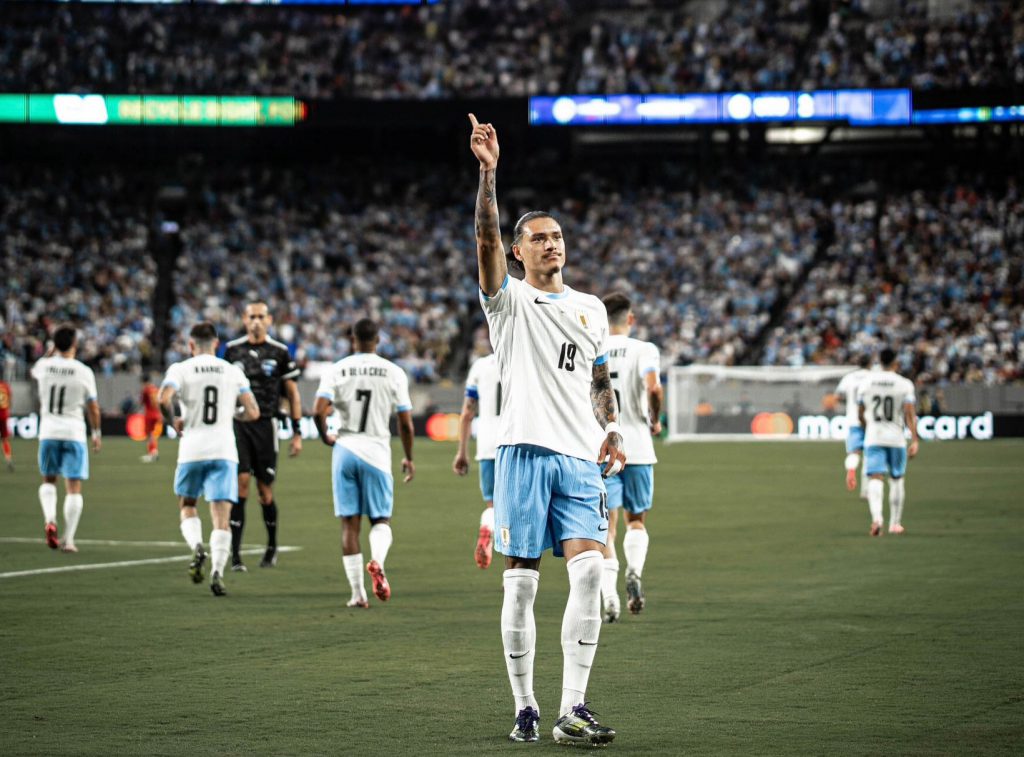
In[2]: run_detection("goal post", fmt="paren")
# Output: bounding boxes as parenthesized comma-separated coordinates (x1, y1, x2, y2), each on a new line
(666, 365, 856, 442)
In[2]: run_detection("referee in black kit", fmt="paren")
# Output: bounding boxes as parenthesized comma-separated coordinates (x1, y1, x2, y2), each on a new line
(223, 301, 303, 570)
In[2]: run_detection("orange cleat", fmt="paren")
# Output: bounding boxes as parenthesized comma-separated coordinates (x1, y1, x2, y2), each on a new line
(845, 469, 857, 492)
(45, 522, 59, 550)
(888, 524, 905, 535)
(475, 526, 493, 569)
(870, 522, 883, 537)
(366, 560, 391, 602)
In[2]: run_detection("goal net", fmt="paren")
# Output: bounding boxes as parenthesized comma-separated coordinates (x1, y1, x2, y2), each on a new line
(666, 365, 856, 442)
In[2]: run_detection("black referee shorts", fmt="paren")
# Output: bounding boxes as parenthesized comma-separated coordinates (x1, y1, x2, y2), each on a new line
(235, 417, 279, 484)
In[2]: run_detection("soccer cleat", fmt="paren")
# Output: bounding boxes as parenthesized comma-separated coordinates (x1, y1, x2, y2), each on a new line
(625, 570, 645, 615)
(888, 524, 906, 535)
(475, 526, 493, 569)
(602, 598, 621, 624)
(45, 522, 59, 550)
(508, 706, 540, 743)
(140, 454, 158, 463)
(870, 522, 883, 537)
(552, 703, 616, 747)
(210, 571, 227, 597)
(230, 555, 248, 573)
(845, 468, 857, 491)
(259, 546, 278, 568)
(59, 540, 78, 554)
(189, 544, 207, 583)
(366, 560, 391, 601)
(346, 596, 370, 609)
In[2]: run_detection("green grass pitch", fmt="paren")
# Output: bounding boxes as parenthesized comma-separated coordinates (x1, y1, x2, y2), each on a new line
(1, 437, 1022, 755)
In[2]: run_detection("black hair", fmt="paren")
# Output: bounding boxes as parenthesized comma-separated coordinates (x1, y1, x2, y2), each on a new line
(602, 292, 632, 324)
(857, 353, 871, 369)
(53, 324, 77, 352)
(508, 211, 558, 272)
(190, 321, 218, 343)
(879, 347, 897, 367)
(352, 318, 379, 344)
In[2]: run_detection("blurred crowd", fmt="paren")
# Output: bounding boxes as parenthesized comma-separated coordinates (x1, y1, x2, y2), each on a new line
(2, 0, 1021, 98)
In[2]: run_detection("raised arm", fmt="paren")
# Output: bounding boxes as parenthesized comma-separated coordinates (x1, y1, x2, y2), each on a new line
(592, 362, 626, 475)
(468, 114, 506, 295)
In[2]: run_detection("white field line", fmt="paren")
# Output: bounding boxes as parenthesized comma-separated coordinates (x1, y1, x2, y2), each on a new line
(0, 537, 187, 548)
(0, 546, 301, 579)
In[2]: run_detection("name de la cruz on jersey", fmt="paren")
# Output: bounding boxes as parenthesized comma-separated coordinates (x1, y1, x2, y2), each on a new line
(337, 366, 389, 378)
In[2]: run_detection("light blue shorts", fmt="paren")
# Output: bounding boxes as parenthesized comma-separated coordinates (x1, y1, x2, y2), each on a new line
(864, 446, 908, 478)
(605, 464, 654, 514)
(332, 444, 393, 520)
(846, 426, 865, 453)
(493, 444, 608, 559)
(174, 460, 239, 502)
(38, 439, 89, 480)
(479, 459, 495, 502)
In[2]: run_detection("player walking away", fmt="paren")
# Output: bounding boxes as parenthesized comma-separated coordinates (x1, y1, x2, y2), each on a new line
(599, 293, 662, 622)
(223, 302, 303, 571)
(30, 324, 101, 552)
(140, 373, 162, 463)
(835, 354, 873, 496)
(470, 114, 626, 747)
(160, 322, 259, 597)
(856, 348, 919, 536)
(452, 347, 500, 569)
(0, 375, 14, 471)
(313, 318, 415, 608)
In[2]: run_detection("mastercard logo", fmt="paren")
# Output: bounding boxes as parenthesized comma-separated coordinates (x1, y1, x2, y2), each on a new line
(751, 412, 794, 436)
(426, 413, 461, 442)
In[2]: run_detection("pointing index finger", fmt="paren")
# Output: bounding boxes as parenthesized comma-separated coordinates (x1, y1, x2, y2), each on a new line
(468, 113, 480, 128)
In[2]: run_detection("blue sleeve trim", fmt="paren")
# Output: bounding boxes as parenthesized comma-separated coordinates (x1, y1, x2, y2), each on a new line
(904, 398, 915, 404)
(594, 353, 608, 366)
(480, 274, 510, 302)
(641, 367, 657, 376)
(160, 380, 179, 390)
(86, 395, 97, 403)
(238, 387, 252, 395)
(465, 387, 480, 399)
(396, 404, 412, 413)
(315, 391, 334, 401)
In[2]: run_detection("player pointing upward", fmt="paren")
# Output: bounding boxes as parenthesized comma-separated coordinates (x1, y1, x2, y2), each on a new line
(470, 113, 625, 747)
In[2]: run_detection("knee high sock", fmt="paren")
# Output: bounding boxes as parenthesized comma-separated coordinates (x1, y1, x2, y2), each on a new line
(343, 553, 366, 601)
(889, 478, 906, 527)
(209, 529, 231, 577)
(63, 493, 83, 546)
(502, 568, 540, 715)
(601, 558, 619, 608)
(368, 523, 393, 569)
(623, 527, 650, 577)
(867, 478, 884, 524)
(230, 497, 246, 558)
(39, 483, 57, 524)
(262, 501, 278, 548)
(180, 516, 203, 552)
(560, 551, 603, 716)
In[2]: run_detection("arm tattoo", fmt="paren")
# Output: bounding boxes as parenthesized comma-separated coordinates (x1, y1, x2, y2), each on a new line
(465, 396, 479, 416)
(475, 168, 500, 251)
(591, 363, 617, 429)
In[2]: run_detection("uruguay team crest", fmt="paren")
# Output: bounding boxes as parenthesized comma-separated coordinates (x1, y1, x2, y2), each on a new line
(577, 311, 589, 329)
(501, 526, 511, 549)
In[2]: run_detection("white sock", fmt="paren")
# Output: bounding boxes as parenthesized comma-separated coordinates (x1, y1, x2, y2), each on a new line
(39, 483, 58, 524)
(560, 550, 603, 716)
(600, 558, 619, 609)
(867, 478, 884, 524)
(889, 478, 906, 527)
(180, 516, 203, 551)
(480, 507, 495, 532)
(623, 527, 650, 577)
(860, 459, 869, 498)
(343, 553, 366, 601)
(502, 568, 540, 715)
(209, 529, 231, 577)
(63, 494, 83, 546)
(844, 453, 859, 471)
(368, 523, 393, 569)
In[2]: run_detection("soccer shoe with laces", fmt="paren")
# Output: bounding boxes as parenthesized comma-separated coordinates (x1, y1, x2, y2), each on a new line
(259, 545, 277, 568)
(602, 597, 621, 624)
(59, 540, 78, 554)
(366, 560, 391, 601)
(888, 524, 906, 535)
(230, 555, 248, 572)
(45, 522, 60, 550)
(870, 522, 883, 537)
(625, 570, 645, 615)
(845, 468, 857, 491)
(475, 526, 493, 569)
(346, 596, 370, 609)
(210, 571, 227, 597)
(189, 544, 207, 584)
(552, 703, 615, 746)
(508, 706, 540, 743)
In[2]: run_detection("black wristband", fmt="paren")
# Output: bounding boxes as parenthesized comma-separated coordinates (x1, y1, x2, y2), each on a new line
(291, 417, 302, 434)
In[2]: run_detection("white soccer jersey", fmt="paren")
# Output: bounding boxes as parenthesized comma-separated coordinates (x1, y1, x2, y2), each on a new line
(606, 334, 660, 465)
(856, 370, 916, 448)
(480, 275, 610, 462)
(31, 356, 98, 443)
(465, 353, 501, 461)
(162, 354, 251, 464)
(836, 368, 872, 428)
(315, 352, 412, 475)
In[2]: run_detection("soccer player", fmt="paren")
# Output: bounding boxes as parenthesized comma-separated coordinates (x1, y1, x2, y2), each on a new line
(312, 318, 415, 608)
(160, 322, 259, 597)
(835, 354, 873, 496)
(469, 113, 625, 747)
(0, 374, 13, 471)
(452, 347, 500, 569)
(856, 348, 919, 536)
(30, 324, 101, 552)
(223, 302, 303, 571)
(139, 373, 162, 463)
(599, 293, 662, 622)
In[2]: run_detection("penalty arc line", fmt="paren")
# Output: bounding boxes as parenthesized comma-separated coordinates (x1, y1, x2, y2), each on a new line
(0, 546, 301, 579)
